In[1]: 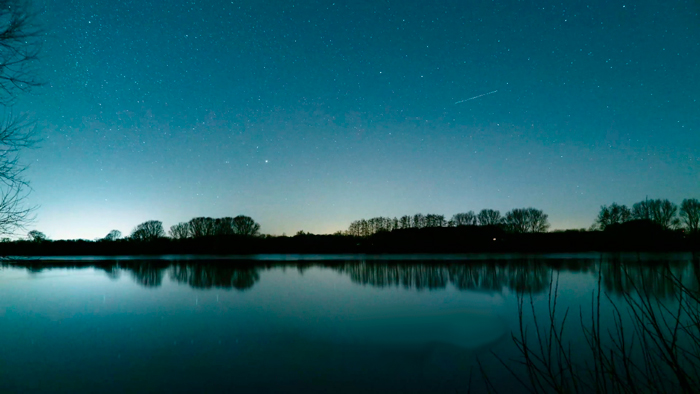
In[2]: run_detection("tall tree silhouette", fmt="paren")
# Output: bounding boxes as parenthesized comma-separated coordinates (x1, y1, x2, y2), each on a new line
(477, 209, 502, 226)
(680, 198, 700, 234)
(593, 203, 632, 230)
(27, 229, 46, 241)
(425, 214, 446, 227)
(232, 215, 260, 236)
(168, 222, 190, 239)
(103, 230, 121, 241)
(188, 217, 216, 237)
(0, 1, 42, 235)
(130, 220, 165, 241)
(632, 198, 679, 230)
(412, 213, 426, 228)
(505, 208, 550, 233)
(451, 211, 477, 226)
(214, 217, 236, 235)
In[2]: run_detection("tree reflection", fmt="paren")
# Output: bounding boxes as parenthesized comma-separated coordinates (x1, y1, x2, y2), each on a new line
(448, 264, 506, 291)
(600, 256, 695, 299)
(491, 258, 700, 394)
(2, 256, 699, 298)
(333, 260, 557, 293)
(168, 262, 260, 290)
(337, 262, 451, 290)
(122, 261, 169, 287)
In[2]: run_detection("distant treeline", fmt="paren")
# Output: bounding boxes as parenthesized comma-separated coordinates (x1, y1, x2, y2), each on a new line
(5, 197, 699, 256)
(345, 198, 700, 237)
(592, 198, 699, 232)
(3, 223, 699, 256)
(345, 208, 548, 236)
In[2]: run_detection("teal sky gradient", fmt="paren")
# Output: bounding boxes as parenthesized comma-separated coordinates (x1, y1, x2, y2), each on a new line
(14, 0, 700, 239)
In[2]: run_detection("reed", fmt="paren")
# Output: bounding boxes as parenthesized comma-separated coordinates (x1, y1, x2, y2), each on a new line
(486, 260, 700, 393)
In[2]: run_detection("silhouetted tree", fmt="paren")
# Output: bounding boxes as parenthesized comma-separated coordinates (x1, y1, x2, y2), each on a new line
(0, 1, 42, 235)
(169, 222, 190, 239)
(526, 208, 550, 233)
(425, 214, 446, 227)
(451, 211, 477, 226)
(399, 215, 412, 229)
(505, 208, 550, 233)
(412, 213, 426, 228)
(593, 203, 632, 230)
(348, 218, 372, 236)
(232, 215, 260, 236)
(632, 198, 679, 230)
(391, 217, 399, 231)
(214, 217, 236, 235)
(103, 230, 121, 241)
(27, 229, 46, 241)
(130, 220, 165, 241)
(368, 217, 386, 233)
(505, 209, 529, 233)
(188, 217, 217, 237)
(680, 198, 700, 234)
(346, 220, 361, 236)
(477, 209, 502, 226)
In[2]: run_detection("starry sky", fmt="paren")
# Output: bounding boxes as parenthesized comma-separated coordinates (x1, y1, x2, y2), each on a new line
(15, 0, 700, 239)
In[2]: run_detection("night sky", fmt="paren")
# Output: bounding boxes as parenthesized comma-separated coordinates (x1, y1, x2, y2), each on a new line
(17, 0, 700, 239)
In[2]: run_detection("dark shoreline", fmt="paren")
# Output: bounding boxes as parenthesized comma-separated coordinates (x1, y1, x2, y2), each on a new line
(2, 225, 699, 257)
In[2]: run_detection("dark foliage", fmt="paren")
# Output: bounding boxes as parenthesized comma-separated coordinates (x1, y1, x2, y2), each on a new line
(1, 223, 698, 256)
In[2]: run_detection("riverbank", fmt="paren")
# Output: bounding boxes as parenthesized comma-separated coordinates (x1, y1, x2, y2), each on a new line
(1, 225, 698, 256)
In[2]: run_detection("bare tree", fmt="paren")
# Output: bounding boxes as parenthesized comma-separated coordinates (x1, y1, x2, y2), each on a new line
(504, 208, 529, 233)
(168, 222, 190, 239)
(214, 217, 236, 235)
(412, 213, 426, 229)
(346, 220, 361, 236)
(424, 214, 446, 227)
(130, 220, 165, 241)
(632, 198, 679, 230)
(680, 198, 700, 234)
(232, 215, 260, 236)
(0, 1, 42, 236)
(504, 208, 549, 233)
(103, 229, 121, 241)
(525, 208, 550, 232)
(593, 202, 632, 230)
(26, 229, 45, 241)
(477, 209, 502, 226)
(187, 217, 218, 237)
(451, 211, 477, 226)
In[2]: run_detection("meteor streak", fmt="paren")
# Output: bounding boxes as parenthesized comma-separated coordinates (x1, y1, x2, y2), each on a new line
(455, 90, 498, 104)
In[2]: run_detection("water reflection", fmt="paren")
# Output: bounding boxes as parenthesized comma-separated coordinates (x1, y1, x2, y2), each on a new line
(2, 255, 699, 298)
(2, 254, 700, 393)
(337, 260, 558, 293)
(122, 261, 169, 287)
(169, 263, 259, 290)
(601, 257, 698, 298)
(495, 257, 700, 394)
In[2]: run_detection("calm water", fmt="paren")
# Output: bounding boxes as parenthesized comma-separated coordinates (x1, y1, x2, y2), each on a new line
(0, 254, 698, 393)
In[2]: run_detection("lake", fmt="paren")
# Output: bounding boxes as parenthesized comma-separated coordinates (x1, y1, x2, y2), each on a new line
(1, 253, 698, 393)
